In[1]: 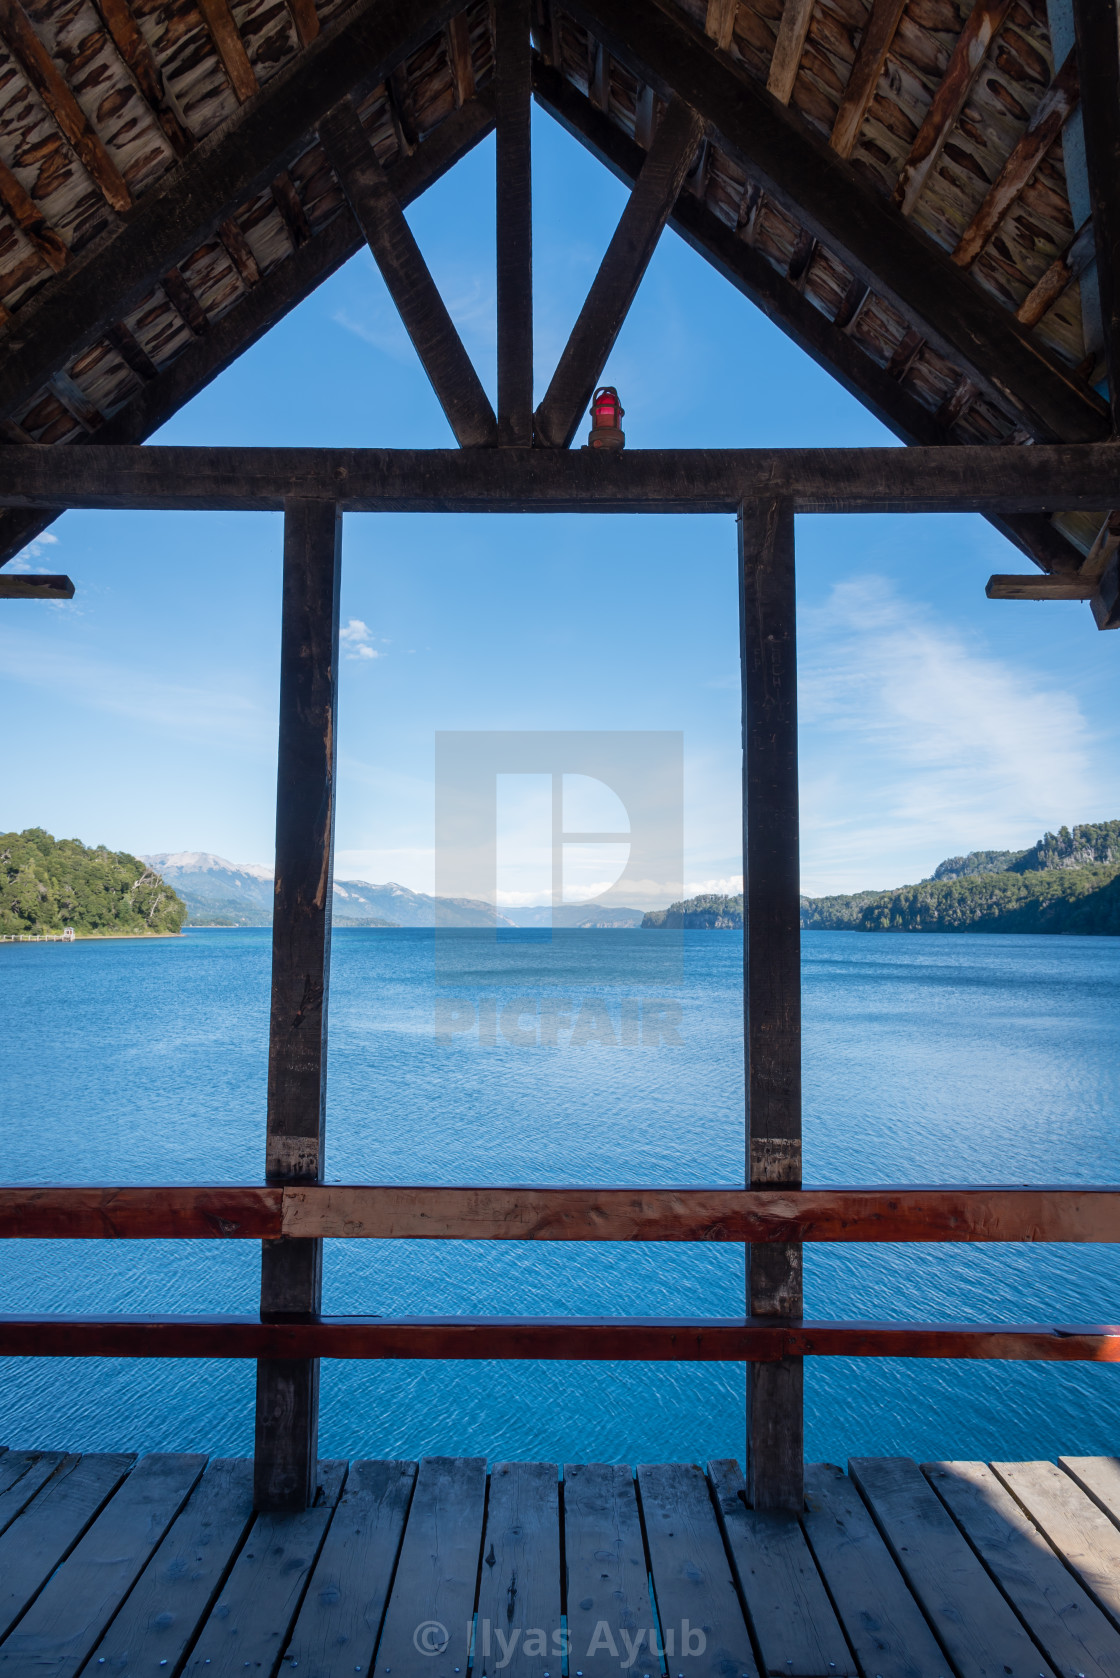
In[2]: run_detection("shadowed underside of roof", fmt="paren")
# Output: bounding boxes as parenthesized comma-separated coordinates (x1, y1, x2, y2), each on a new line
(0, 0, 1112, 594)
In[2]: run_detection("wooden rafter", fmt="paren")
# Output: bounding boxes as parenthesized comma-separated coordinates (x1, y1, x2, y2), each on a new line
(319, 98, 497, 447)
(0, 0, 462, 427)
(535, 96, 704, 448)
(567, 0, 1107, 444)
(829, 0, 906, 161)
(1016, 218, 1094, 329)
(286, 0, 320, 49)
(532, 54, 1085, 577)
(953, 49, 1079, 271)
(0, 155, 68, 271)
(1072, 0, 1120, 434)
(0, 91, 496, 567)
(495, 0, 533, 445)
(766, 0, 813, 105)
(195, 0, 258, 102)
(893, 0, 1012, 218)
(446, 12, 475, 105)
(703, 0, 736, 52)
(89, 0, 192, 157)
(0, 0, 132, 212)
(986, 574, 1094, 598)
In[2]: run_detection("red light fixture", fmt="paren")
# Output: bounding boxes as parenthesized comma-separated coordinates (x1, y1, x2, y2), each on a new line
(588, 386, 625, 450)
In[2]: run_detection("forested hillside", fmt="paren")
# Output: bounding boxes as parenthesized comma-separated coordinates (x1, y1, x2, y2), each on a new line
(0, 829, 187, 936)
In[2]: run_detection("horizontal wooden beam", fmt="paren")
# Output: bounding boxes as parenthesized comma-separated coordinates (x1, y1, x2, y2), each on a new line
(0, 442, 1117, 513)
(568, 0, 1108, 444)
(986, 574, 1095, 599)
(0, 572, 73, 597)
(5, 1183, 1120, 1242)
(0, 1312, 1117, 1361)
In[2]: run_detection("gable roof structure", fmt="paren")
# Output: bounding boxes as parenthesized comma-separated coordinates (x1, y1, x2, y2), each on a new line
(0, 0, 1114, 618)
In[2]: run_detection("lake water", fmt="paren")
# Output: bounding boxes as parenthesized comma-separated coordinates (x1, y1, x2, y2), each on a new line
(2, 926, 1119, 1468)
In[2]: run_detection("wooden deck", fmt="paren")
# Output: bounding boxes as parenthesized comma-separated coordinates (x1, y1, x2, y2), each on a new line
(1, 1448, 1119, 1678)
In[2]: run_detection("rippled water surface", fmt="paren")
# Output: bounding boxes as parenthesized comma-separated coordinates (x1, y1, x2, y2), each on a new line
(2, 926, 1118, 1465)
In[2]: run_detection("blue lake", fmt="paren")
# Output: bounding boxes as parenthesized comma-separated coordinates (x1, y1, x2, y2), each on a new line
(2, 926, 1118, 1467)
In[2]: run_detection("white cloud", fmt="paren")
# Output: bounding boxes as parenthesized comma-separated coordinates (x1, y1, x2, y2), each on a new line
(797, 576, 1108, 894)
(340, 618, 380, 661)
(8, 532, 59, 574)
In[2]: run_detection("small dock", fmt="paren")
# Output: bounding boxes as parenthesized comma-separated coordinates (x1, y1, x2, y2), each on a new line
(1, 1449, 1119, 1678)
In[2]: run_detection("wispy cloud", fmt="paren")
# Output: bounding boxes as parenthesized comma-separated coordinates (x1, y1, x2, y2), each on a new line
(340, 618, 380, 661)
(798, 577, 1106, 893)
(7, 532, 59, 574)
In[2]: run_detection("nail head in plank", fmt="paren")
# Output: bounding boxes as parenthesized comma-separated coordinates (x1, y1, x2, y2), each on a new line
(86, 1457, 255, 1675)
(708, 1458, 854, 1676)
(563, 1463, 651, 1678)
(476, 1461, 561, 1677)
(373, 1456, 487, 1677)
(924, 1460, 1120, 1678)
(848, 1457, 1055, 1678)
(282, 1459, 417, 1677)
(182, 1460, 348, 1675)
(0, 1452, 206, 1677)
(637, 1460, 759, 1678)
(803, 1462, 948, 1678)
(0, 1453, 134, 1642)
(992, 1461, 1120, 1635)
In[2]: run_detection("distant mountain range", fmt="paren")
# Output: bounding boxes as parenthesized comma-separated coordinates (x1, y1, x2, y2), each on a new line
(143, 852, 646, 929)
(642, 821, 1120, 935)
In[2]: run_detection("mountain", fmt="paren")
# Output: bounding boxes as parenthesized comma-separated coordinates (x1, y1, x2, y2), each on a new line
(144, 854, 517, 928)
(3, 829, 187, 937)
(643, 894, 743, 929)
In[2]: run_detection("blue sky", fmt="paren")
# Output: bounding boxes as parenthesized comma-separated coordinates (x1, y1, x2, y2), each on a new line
(2, 108, 1117, 899)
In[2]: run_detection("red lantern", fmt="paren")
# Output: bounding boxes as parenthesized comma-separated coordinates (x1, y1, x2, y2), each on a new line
(588, 385, 625, 451)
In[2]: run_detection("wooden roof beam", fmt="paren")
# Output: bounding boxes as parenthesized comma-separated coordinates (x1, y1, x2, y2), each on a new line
(767, 0, 814, 106)
(986, 573, 1094, 599)
(495, 0, 533, 445)
(830, 0, 906, 160)
(531, 54, 1084, 578)
(89, 0, 192, 157)
(319, 98, 497, 447)
(566, 0, 1108, 444)
(893, 0, 1012, 218)
(0, 0, 132, 212)
(1016, 218, 1094, 329)
(1072, 0, 1120, 434)
(0, 0, 463, 427)
(196, 0, 258, 103)
(0, 86, 496, 567)
(535, 97, 704, 448)
(953, 49, 1079, 270)
(0, 572, 73, 598)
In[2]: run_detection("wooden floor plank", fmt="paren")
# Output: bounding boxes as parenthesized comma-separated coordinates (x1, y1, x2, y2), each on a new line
(803, 1464, 948, 1678)
(926, 1461, 1120, 1678)
(563, 1463, 651, 1678)
(707, 1459, 854, 1677)
(0, 1452, 206, 1676)
(848, 1457, 1054, 1678)
(1060, 1458, 1120, 1531)
(475, 1461, 561, 1678)
(637, 1461, 759, 1678)
(0, 1452, 73, 1538)
(371, 1456, 487, 1678)
(0, 1453, 133, 1643)
(85, 1457, 255, 1674)
(993, 1461, 1120, 1634)
(181, 1460, 348, 1677)
(281, 1459, 417, 1677)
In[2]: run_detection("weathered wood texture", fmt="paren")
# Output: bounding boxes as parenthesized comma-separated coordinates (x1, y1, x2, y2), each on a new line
(495, 0, 533, 445)
(987, 574, 1096, 599)
(534, 96, 705, 448)
(563, 1462, 651, 1677)
(829, 0, 907, 160)
(255, 498, 342, 1514)
(570, 0, 1107, 443)
(5, 1313, 1118, 1360)
(0, 1453, 134, 1642)
(319, 99, 497, 448)
(0, 572, 73, 597)
(1073, 0, 1120, 430)
(476, 1462, 561, 1675)
(741, 497, 801, 1512)
(372, 1456, 486, 1676)
(992, 1459, 1120, 1631)
(2, 442, 1120, 512)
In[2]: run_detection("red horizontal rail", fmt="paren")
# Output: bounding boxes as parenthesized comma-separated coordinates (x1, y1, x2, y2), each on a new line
(0, 1315, 1117, 1362)
(4, 1184, 1120, 1242)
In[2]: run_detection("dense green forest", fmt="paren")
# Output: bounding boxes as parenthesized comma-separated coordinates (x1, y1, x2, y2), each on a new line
(0, 829, 187, 936)
(642, 823, 1120, 935)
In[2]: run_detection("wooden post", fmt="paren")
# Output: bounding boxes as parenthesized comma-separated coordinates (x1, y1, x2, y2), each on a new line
(254, 498, 341, 1511)
(739, 497, 803, 1511)
(494, 0, 533, 445)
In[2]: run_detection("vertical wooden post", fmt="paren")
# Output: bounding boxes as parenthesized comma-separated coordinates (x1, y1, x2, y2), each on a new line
(739, 497, 803, 1511)
(254, 498, 342, 1512)
(495, 0, 533, 445)
(1071, 0, 1120, 432)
